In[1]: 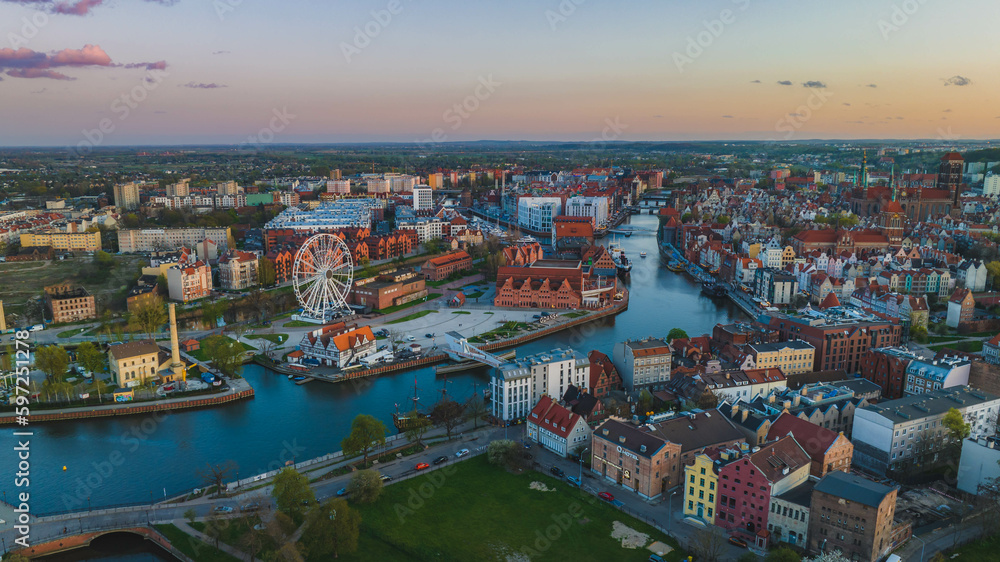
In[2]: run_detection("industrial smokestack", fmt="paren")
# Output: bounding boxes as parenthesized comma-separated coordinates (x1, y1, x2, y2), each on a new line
(168, 303, 185, 381)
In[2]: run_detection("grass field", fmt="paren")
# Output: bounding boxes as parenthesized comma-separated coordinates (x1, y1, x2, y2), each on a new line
(946, 533, 1000, 560)
(452, 311, 471, 315)
(387, 310, 438, 324)
(355, 455, 687, 562)
(246, 333, 288, 344)
(0, 255, 144, 316)
(563, 311, 589, 319)
(188, 336, 255, 362)
(466, 291, 485, 299)
(929, 340, 984, 352)
(283, 320, 318, 328)
(154, 524, 242, 562)
(379, 293, 444, 315)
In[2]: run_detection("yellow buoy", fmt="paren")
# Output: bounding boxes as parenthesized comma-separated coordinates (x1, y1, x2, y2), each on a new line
(63, 466, 67, 471)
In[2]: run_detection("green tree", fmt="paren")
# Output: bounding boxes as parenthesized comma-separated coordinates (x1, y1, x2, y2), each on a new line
(183, 508, 197, 524)
(942, 407, 972, 444)
(128, 296, 167, 339)
(155, 274, 169, 297)
(430, 399, 465, 440)
(765, 547, 802, 562)
(910, 325, 929, 344)
(94, 250, 116, 269)
(76, 341, 106, 376)
(346, 469, 383, 504)
(666, 328, 688, 342)
(258, 258, 277, 287)
(203, 335, 245, 377)
(201, 301, 226, 329)
(300, 498, 360, 559)
(35, 345, 70, 379)
(487, 439, 523, 471)
(638, 389, 654, 416)
(271, 468, 315, 523)
(698, 389, 720, 409)
(341, 414, 387, 466)
(403, 411, 430, 446)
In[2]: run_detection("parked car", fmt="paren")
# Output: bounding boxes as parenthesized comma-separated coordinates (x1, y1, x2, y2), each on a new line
(424, 333, 434, 338)
(522, 441, 532, 449)
(415, 462, 430, 470)
(336, 487, 349, 497)
(728, 537, 748, 548)
(380, 474, 392, 482)
(598, 492, 615, 502)
(648, 556, 666, 562)
(433, 455, 449, 465)
(550, 466, 566, 478)
(241, 503, 260, 512)
(406, 335, 416, 342)
(213, 506, 234, 513)
(565, 476, 582, 487)
(456, 448, 470, 458)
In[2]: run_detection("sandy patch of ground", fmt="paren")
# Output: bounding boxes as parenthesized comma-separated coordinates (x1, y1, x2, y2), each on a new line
(648, 540, 674, 556)
(611, 521, 650, 549)
(529, 481, 555, 492)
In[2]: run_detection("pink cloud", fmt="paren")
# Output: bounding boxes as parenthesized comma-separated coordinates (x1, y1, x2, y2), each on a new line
(123, 60, 167, 70)
(0, 44, 164, 80)
(49, 44, 112, 67)
(53, 0, 103, 15)
(6, 69, 74, 80)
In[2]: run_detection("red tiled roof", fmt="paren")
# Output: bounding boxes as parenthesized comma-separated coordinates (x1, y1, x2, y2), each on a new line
(766, 413, 841, 459)
(819, 291, 841, 309)
(528, 395, 581, 439)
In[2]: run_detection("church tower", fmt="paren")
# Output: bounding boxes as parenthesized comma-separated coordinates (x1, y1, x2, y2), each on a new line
(879, 167, 905, 249)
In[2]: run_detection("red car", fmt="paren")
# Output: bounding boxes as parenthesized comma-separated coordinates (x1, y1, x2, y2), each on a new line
(598, 491, 614, 502)
(728, 537, 748, 548)
(415, 462, 430, 470)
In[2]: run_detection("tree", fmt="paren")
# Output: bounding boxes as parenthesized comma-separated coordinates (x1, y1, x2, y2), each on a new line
(301, 498, 360, 559)
(942, 407, 972, 445)
(464, 394, 487, 429)
(258, 258, 277, 287)
(346, 469, 383, 504)
(804, 553, 852, 562)
(430, 399, 465, 440)
(690, 526, 726, 562)
(638, 389, 654, 416)
(666, 328, 688, 342)
(487, 439, 524, 471)
(76, 341, 106, 376)
(341, 414, 387, 467)
(403, 411, 431, 446)
(271, 542, 305, 562)
(697, 389, 720, 409)
(3, 553, 31, 562)
(155, 274, 169, 297)
(198, 460, 238, 497)
(35, 345, 70, 379)
(244, 288, 273, 323)
(203, 514, 224, 547)
(128, 296, 167, 339)
(184, 508, 197, 524)
(201, 301, 226, 329)
(790, 293, 810, 309)
(203, 335, 246, 377)
(766, 547, 802, 562)
(271, 467, 315, 523)
(239, 524, 267, 562)
(422, 237, 445, 255)
(910, 325, 929, 344)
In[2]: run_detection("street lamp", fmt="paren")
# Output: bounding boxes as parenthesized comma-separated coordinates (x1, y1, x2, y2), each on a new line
(667, 490, 679, 534)
(913, 534, 926, 562)
(578, 448, 589, 482)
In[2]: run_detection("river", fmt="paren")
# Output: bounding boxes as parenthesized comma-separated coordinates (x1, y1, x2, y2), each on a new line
(10, 214, 746, 516)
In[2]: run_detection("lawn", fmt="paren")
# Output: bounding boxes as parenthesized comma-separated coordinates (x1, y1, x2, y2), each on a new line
(946, 533, 1000, 560)
(284, 320, 319, 328)
(246, 333, 288, 344)
(452, 311, 471, 315)
(466, 291, 485, 299)
(563, 311, 589, 319)
(0, 254, 144, 316)
(927, 335, 963, 343)
(387, 310, 438, 324)
(355, 455, 687, 562)
(154, 523, 242, 562)
(188, 336, 256, 362)
(57, 327, 90, 338)
(379, 293, 444, 315)
(929, 340, 984, 353)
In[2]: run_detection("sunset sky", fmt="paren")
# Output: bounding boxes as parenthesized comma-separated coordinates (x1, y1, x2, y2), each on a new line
(1, 0, 997, 146)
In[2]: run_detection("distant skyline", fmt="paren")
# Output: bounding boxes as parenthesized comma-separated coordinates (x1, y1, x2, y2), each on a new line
(1, 0, 998, 147)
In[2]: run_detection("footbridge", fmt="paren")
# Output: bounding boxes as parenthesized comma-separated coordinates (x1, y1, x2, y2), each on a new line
(444, 331, 507, 368)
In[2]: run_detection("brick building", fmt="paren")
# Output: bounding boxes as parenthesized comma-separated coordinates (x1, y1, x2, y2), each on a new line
(218, 250, 259, 290)
(351, 268, 427, 311)
(44, 282, 97, 323)
(587, 350, 623, 398)
(646, 411, 746, 488)
(494, 259, 617, 310)
(590, 419, 681, 500)
(263, 248, 294, 284)
(167, 260, 212, 303)
(807, 472, 900, 562)
(126, 283, 160, 314)
(422, 250, 472, 281)
(765, 413, 853, 478)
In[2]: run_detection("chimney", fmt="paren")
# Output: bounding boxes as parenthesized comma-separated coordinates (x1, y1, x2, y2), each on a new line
(741, 410, 749, 423)
(168, 303, 185, 381)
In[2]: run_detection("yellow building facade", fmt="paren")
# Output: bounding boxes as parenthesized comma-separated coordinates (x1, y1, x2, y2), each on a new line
(749, 341, 815, 376)
(20, 230, 102, 252)
(683, 453, 719, 525)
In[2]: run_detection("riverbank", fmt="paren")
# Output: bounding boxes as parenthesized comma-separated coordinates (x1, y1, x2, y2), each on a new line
(0, 378, 255, 425)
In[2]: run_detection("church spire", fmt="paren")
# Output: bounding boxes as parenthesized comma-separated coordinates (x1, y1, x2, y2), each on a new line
(861, 149, 868, 189)
(890, 163, 897, 202)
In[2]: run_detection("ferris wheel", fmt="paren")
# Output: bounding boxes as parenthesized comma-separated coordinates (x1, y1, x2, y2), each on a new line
(292, 233, 354, 320)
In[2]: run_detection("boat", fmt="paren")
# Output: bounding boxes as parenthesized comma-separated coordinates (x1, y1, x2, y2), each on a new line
(607, 240, 632, 278)
(624, 231, 632, 237)
(292, 376, 307, 382)
(640, 252, 647, 258)
(667, 262, 684, 273)
(701, 281, 728, 298)
(287, 374, 294, 380)
(392, 378, 430, 432)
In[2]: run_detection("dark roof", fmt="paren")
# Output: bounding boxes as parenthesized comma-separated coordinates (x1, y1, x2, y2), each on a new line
(647, 410, 745, 453)
(595, 419, 666, 458)
(813, 471, 896, 508)
(831, 378, 881, 396)
(775, 480, 816, 508)
(562, 385, 600, 416)
(784, 369, 849, 390)
(109, 339, 161, 360)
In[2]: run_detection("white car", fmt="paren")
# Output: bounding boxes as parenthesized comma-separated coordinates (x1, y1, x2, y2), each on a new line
(406, 335, 416, 342)
(456, 448, 470, 458)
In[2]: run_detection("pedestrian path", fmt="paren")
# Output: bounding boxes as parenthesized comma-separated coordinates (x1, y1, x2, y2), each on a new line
(173, 518, 253, 562)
